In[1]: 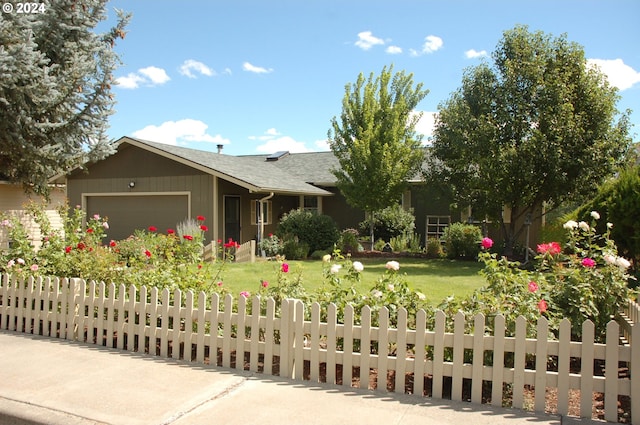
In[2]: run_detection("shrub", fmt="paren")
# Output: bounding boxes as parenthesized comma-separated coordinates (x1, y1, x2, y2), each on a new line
(276, 209, 339, 255)
(282, 237, 309, 260)
(425, 237, 444, 258)
(258, 233, 283, 257)
(359, 204, 415, 242)
(0, 203, 233, 295)
(441, 222, 482, 259)
(445, 212, 633, 342)
(574, 165, 640, 275)
(338, 228, 360, 254)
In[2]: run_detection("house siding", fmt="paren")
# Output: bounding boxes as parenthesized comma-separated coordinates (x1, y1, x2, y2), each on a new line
(0, 184, 66, 250)
(320, 187, 364, 231)
(66, 145, 215, 242)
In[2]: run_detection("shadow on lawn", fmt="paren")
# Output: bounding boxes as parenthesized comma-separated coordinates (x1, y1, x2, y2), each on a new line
(358, 258, 484, 278)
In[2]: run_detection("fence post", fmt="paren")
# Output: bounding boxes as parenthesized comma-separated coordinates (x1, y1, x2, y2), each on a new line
(279, 298, 294, 378)
(631, 323, 639, 424)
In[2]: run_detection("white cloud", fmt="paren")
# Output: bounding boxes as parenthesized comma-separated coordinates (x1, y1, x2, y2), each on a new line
(465, 49, 487, 59)
(411, 111, 438, 140)
(243, 62, 273, 74)
(132, 119, 230, 146)
(179, 60, 214, 78)
(251, 128, 313, 153)
(116, 73, 146, 89)
(411, 35, 443, 56)
(265, 128, 280, 136)
(386, 45, 403, 55)
(587, 58, 640, 91)
(314, 139, 330, 151)
(138, 66, 171, 85)
(116, 66, 170, 89)
(422, 35, 443, 54)
(355, 31, 385, 50)
(256, 136, 312, 153)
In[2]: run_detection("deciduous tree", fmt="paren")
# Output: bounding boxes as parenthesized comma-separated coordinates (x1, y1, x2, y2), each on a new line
(328, 65, 427, 243)
(426, 25, 632, 254)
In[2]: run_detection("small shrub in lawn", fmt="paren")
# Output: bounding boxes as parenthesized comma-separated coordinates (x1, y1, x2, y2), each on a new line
(258, 233, 283, 257)
(441, 222, 482, 259)
(359, 204, 416, 242)
(426, 237, 444, 258)
(338, 228, 360, 254)
(277, 209, 339, 254)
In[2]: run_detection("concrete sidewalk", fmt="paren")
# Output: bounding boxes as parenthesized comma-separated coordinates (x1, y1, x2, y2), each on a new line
(0, 331, 599, 425)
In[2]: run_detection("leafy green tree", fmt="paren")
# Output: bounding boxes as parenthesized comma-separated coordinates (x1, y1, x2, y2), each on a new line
(0, 0, 130, 196)
(328, 65, 427, 243)
(425, 25, 632, 255)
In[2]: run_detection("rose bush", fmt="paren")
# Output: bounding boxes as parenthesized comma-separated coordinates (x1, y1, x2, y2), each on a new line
(0, 202, 236, 295)
(445, 211, 634, 341)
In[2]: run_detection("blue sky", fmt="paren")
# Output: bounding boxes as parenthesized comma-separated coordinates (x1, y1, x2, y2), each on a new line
(104, 0, 640, 156)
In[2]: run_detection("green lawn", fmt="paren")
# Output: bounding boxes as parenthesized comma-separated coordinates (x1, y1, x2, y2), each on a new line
(216, 257, 486, 306)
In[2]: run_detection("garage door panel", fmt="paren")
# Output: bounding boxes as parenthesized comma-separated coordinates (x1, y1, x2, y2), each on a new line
(87, 195, 189, 241)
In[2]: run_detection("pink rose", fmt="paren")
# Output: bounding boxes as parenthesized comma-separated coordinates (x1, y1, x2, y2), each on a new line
(481, 237, 493, 249)
(581, 258, 596, 268)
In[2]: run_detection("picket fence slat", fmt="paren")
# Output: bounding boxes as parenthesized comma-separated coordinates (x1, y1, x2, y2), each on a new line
(0, 273, 637, 423)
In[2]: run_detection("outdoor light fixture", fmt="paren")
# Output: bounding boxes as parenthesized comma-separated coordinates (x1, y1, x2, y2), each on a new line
(128, 181, 135, 188)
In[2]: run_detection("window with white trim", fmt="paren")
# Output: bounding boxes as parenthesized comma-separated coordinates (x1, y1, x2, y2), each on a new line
(251, 200, 273, 225)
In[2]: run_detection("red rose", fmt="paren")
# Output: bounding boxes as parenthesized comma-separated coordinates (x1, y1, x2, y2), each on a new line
(148, 226, 157, 232)
(197, 215, 205, 221)
(200, 225, 208, 231)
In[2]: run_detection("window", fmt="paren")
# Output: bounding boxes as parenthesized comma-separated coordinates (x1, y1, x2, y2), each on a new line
(251, 200, 273, 225)
(300, 195, 321, 213)
(426, 215, 450, 240)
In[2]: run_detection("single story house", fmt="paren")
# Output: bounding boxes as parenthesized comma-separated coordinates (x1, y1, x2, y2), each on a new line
(52, 136, 541, 250)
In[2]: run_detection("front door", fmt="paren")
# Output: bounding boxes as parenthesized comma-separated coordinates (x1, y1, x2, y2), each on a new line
(224, 195, 241, 243)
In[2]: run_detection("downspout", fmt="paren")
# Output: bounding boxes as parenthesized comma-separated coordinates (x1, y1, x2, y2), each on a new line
(258, 192, 274, 257)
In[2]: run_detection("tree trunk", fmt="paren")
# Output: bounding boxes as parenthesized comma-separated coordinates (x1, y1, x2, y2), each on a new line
(369, 215, 375, 250)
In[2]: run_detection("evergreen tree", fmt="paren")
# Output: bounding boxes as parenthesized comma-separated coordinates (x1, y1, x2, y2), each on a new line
(0, 0, 130, 196)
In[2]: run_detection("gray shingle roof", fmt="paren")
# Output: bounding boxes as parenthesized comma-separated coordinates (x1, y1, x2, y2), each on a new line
(122, 137, 333, 196)
(241, 151, 339, 185)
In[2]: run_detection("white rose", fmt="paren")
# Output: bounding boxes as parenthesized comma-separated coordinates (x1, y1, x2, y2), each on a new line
(616, 257, 631, 270)
(590, 211, 600, 220)
(385, 260, 400, 271)
(330, 264, 342, 274)
(352, 261, 364, 272)
(563, 220, 578, 230)
(578, 221, 590, 231)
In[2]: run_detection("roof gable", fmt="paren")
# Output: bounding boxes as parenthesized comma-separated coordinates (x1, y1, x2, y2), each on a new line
(120, 137, 332, 196)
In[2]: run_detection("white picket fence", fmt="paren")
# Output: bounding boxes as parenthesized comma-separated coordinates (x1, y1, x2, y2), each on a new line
(0, 274, 638, 423)
(203, 240, 255, 263)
